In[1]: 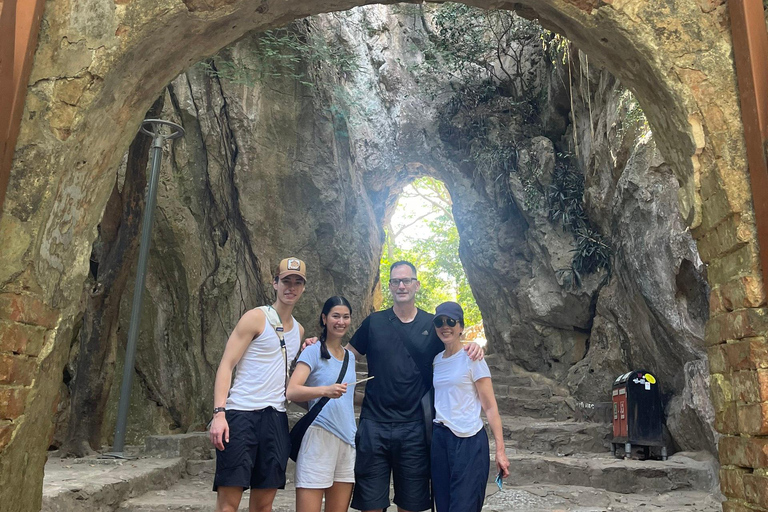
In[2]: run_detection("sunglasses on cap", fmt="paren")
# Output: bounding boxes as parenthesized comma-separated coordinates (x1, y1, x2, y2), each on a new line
(433, 316, 458, 328)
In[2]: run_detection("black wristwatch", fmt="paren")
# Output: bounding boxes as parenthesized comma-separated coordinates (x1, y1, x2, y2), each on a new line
(213, 407, 226, 415)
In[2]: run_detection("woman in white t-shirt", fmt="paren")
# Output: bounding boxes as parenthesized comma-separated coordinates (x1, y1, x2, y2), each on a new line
(286, 296, 357, 512)
(430, 301, 510, 512)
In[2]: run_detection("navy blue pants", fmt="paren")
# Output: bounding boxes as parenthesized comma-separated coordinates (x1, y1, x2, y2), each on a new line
(430, 423, 490, 512)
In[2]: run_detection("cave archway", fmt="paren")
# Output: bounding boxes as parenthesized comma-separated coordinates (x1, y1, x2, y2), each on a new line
(0, 1, 761, 510)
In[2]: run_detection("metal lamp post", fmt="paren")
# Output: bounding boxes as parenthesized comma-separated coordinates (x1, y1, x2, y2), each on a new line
(104, 119, 184, 458)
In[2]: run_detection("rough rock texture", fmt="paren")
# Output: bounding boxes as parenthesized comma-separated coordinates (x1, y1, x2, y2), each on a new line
(1, 0, 765, 510)
(54, 7, 714, 458)
(563, 66, 715, 453)
(57, 33, 384, 446)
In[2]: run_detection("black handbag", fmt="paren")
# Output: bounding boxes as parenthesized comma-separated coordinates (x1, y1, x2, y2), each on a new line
(289, 349, 350, 461)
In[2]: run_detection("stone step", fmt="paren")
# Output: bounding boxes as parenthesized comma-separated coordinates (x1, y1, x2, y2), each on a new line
(494, 384, 552, 400)
(42, 456, 186, 512)
(491, 374, 535, 387)
(498, 419, 611, 455)
(482, 484, 721, 511)
(492, 451, 719, 495)
(496, 395, 577, 420)
(143, 433, 212, 459)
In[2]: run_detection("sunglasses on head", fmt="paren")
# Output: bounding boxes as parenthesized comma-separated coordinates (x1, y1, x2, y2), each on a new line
(433, 316, 458, 328)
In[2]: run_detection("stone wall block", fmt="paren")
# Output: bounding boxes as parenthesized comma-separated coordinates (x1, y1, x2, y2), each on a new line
(705, 309, 768, 346)
(711, 372, 734, 411)
(725, 338, 768, 371)
(708, 344, 729, 374)
(743, 473, 768, 509)
(720, 436, 751, 467)
(733, 370, 761, 404)
(737, 402, 768, 435)
(0, 387, 30, 420)
(0, 321, 47, 357)
(706, 244, 761, 287)
(0, 354, 35, 386)
(711, 288, 726, 316)
(719, 275, 768, 311)
(0, 294, 59, 330)
(721, 466, 749, 499)
(717, 402, 740, 434)
(719, 435, 768, 469)
(721, 501, 753, 512)
(757, 369, 768, 403)
(698, 215, 748, 262)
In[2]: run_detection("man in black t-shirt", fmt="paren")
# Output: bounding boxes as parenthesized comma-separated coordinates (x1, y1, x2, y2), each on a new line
(347, 261, 484, 512)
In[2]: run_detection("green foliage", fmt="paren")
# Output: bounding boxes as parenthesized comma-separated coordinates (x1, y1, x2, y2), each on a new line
(430, 4, 542, 100)
(540, 30, 569, 66)
(547, 157, 587, 231)
(548, 155, 612, 287)
(379, 178, 482, 326)
(201, 19, 360, 87)
(616, 88, 650, 138)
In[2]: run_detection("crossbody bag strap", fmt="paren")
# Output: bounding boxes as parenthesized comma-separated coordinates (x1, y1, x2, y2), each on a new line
(259, 306, 289, 401)
(303, 349, 350, 422)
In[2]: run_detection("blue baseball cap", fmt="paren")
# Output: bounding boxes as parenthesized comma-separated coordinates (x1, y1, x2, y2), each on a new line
(435, 301, 464, 323)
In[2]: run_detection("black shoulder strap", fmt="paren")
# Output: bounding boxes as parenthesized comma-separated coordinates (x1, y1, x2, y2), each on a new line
(388, 310, 432, 390)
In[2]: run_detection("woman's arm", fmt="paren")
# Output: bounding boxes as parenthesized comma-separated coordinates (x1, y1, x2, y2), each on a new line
(286, 362, 347, 402)
(476, 377, 510, 477)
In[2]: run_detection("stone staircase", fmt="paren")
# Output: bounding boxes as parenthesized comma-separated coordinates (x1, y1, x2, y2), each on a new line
(42, 354, 722, 511)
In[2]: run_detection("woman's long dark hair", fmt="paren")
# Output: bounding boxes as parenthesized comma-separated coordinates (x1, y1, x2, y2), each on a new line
(319, 296, 352, 359)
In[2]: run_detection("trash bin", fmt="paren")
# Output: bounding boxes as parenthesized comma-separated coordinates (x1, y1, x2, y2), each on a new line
(610, 369, 667, 460)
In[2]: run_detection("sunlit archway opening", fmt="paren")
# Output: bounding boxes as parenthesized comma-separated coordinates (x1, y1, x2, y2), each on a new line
(379, 177, 486, 345)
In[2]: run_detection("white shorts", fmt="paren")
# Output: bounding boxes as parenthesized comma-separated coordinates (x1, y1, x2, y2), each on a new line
(295, 425, 356, 488)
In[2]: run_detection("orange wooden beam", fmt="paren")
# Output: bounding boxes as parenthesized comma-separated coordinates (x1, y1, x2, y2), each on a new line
(729, 0, 768, 292)
(0, 0, 47, 216)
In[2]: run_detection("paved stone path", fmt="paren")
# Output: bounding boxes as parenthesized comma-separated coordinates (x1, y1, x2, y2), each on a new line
(42, 356, 723, 511)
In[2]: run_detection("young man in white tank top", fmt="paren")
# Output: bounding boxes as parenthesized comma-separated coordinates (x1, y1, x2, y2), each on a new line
(209, 257, 307, 512)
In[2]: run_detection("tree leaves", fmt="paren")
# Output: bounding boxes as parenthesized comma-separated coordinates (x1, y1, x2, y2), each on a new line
(380, 178, 482, 326)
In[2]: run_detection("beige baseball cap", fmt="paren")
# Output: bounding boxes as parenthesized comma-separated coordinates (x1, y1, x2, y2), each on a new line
(277, 257, 307, 281)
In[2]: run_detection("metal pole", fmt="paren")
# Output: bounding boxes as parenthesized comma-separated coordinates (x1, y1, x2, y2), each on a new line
(105, 119, 184, 458)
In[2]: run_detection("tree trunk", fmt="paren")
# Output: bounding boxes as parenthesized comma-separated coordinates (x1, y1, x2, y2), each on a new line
(61, 96, 165, 457)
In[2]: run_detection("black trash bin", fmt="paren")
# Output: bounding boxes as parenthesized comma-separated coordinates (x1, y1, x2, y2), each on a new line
(610, 369, 667, 460)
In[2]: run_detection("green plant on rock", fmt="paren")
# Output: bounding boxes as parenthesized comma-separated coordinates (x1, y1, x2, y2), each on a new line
(547, 156, 587, 231)
(548, 154, 612, 287)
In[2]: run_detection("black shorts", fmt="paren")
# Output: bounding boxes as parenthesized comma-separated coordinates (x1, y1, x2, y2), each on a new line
(213, 408, 290, 491)
(351, 418, 431, 511)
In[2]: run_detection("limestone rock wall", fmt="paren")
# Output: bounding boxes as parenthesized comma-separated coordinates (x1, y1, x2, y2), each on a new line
(57, 32, 384, 446)
(58, 6, 713, 454)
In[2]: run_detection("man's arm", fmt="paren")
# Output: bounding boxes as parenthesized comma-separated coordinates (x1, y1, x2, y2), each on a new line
(209, 308, 265, 450)
(464, 341, 485, 361)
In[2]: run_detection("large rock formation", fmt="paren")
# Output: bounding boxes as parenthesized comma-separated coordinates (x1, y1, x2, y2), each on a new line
(57, 5, 714, 455)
